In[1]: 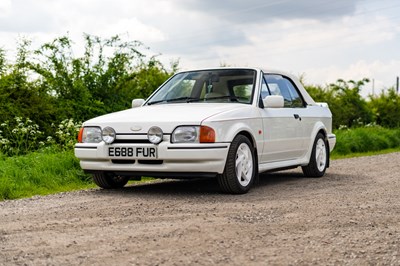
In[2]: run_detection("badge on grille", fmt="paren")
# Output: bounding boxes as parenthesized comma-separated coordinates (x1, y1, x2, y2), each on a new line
(130, 125, 142, 131)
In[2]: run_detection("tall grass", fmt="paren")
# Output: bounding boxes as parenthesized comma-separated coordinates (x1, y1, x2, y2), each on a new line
(0, 148, 92, 200)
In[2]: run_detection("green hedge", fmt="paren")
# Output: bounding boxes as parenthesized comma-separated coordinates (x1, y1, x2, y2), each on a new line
(333, 126, 400, 155)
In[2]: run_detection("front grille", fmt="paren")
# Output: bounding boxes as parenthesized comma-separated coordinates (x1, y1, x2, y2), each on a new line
(113, 139, 151, 144)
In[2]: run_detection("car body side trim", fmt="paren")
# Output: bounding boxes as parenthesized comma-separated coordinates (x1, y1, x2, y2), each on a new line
(167, 146, 228, 150)
(75, 146, 98, 149)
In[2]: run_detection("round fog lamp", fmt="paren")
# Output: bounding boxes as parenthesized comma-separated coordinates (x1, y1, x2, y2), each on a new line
(102, 127, 116, 144)
(148, 126, 163, 144)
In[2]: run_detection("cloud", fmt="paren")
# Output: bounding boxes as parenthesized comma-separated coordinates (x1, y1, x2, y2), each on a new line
(302, 59, 400, 97)
(170, 11, 399, 68)
(0, 0, 398, 90)
(148, 0, 366, 60)
(0, 0, 11, 18)
(175, 0, 361, 23)
(140, 3, 251, 57)
(0, 0, 58, 33)
(94, 18, 166, 43)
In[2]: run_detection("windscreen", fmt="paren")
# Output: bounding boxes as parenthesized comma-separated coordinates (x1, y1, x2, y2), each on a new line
(147, 69, 256, 105)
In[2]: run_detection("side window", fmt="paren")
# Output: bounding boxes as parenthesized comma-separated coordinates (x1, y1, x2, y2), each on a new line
(264, 74, 305, 108)
(284, 78, 304, 108)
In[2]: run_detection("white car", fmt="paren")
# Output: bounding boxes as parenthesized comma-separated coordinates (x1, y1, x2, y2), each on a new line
(75, 67, 336, 194)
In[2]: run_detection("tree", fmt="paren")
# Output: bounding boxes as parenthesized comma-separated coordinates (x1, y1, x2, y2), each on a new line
(329, 79, 372, 128)
(29, 34, 175, 122)
(0, 34, 177, 145)
(0, 40, 56, 135)
(306, 79, 372, 129)
(368, 88, 400, 128)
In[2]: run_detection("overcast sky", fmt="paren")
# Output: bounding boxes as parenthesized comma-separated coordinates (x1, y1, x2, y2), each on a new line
(1, 0, 399, 96)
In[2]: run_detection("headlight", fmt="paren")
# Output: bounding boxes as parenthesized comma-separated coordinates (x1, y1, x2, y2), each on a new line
(148, 126, 163, 144)
(102, 127, 116, 144)
(172, 126, 216, 143)
(79, 127, 102, 143)
(172, 126, 199, 143)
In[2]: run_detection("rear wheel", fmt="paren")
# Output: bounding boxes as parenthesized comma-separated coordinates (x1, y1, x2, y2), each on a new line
(302, 133, 328, 177)
(93, 172, 129, 189)
(217, 135, 256, 194)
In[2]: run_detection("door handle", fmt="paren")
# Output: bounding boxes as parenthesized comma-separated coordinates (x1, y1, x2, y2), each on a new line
(294, 114, 301, 121)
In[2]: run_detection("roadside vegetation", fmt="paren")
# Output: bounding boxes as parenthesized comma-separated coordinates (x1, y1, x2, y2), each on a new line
(0, 149, 91, 200)
(0, 35, 399, 200)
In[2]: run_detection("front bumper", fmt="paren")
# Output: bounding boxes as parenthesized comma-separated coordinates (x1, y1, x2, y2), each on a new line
(74, 139, 230, 176)
(328, 133, 336, 152)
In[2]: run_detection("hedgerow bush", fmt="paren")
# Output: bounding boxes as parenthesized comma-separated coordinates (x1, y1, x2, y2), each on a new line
(0, 117, 81, 156)
(0, 34, 176, 141)
(305, 80, 400, 130)
(333, 126, 400, 155)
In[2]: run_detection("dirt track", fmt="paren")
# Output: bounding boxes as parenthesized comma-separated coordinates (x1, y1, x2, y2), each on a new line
(1, 153, 400, 265)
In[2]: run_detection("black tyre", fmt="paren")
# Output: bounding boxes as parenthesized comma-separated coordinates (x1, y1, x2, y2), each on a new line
(302, 133, 329, 177)
(92, 172, 129, 189)
(217, 135, 256, 194)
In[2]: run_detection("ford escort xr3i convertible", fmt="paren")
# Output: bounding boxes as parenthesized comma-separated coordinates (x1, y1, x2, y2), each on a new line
(75, 68, 336, 194)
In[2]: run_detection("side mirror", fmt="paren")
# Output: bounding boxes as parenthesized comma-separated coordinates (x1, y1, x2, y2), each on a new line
(132, 99, 145, 108)
(263, 95, 284, 108)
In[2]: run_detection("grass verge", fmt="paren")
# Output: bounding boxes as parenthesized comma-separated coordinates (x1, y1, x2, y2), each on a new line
(0, 148, 93, 201)
(333, 127, 400, 155)
(331, 147, 400, 160)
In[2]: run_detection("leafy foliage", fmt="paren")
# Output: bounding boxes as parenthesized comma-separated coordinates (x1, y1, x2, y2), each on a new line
(368, 89, 400, 128)
(0, 34, 176, 155)
(305, 79, 373, 129)
(0, 117, 43, 156)
(28, 34, 174, 123)
(0, 117, 81, 156)
(333, 126, 400, 155)
(306, 78, 400, 129)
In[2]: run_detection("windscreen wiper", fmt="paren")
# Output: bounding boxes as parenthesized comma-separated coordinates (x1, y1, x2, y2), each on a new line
(147, 99, 165, 105)
(147, 97, 198, 105)
(167, 97, 198, 103)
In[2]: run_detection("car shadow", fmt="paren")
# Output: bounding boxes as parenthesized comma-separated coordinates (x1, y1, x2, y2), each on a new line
(258, 170, 304, 186)
(93, 178, 221, 197)
(91, 168, 323, 198)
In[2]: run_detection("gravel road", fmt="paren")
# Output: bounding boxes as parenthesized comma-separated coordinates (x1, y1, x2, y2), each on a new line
(1, 153, 399, 265)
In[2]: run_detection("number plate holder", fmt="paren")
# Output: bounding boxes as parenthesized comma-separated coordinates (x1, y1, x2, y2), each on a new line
(108, 146, 158, 159)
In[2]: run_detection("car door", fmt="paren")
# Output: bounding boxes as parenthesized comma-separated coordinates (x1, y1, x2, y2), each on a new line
(259, 74, 308, 163)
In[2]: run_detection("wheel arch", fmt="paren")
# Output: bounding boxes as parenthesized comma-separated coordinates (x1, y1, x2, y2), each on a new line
(236, 130, 256, 148)
(306, 123, 330, 168)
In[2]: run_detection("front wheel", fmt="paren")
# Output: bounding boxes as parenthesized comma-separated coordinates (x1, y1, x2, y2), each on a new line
(217, 135, 256, 194)
(302, 133, 329, 177)
(93, 172, 129, 189)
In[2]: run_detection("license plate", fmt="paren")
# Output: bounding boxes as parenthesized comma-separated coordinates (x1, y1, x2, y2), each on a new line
(108, 147, 157, 158)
